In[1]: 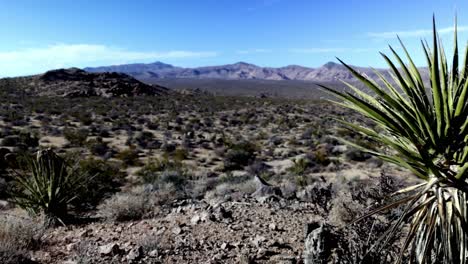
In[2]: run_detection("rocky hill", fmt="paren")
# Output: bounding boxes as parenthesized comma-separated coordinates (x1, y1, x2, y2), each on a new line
(7, 68, 169, 97)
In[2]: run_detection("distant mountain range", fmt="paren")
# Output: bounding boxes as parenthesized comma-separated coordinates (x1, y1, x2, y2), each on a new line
(85, 61, 420, 83)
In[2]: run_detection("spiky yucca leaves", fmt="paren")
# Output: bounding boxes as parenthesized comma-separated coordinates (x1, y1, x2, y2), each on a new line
(320, 17, 468, 263)
(9, 149, 84, 223)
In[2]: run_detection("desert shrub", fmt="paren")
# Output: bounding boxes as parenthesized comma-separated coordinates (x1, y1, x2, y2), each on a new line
(159, 170, 187, 190)
(72, 111, 93, 126)
(9, 149, 86, 222)
(162, 147, 189, 162)
(97, 128, 111, 138)
(1, 135, 20, 147)
(137, 158, 182, 184)
(311, 148, 330, 166)
(63, 127, 88, 147)
(0, 213, 44, 250)
(98, 186, 156, 222)
(17, 132, 39, 149)
(322, 178, 401, 263)
(134, 131, 154, 148)
(137, 158, 192, 196)
(205, 175, 256, 199)
(115, 147, 140, 167)
(138, 235, 160, 255)
(85, 137, 111, 157)
(223, 141, 257, 171)
(161, 142, 176, 152)
(173, 148, 188, 161)
(0, 214, 45, 263)
(72, 158, 125, 209)
(289, 158, 313, 176)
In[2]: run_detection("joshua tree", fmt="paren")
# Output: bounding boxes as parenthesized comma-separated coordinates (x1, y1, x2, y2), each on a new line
(321, 17, 468, 263)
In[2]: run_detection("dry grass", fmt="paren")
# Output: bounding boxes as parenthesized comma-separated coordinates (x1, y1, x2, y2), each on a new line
(97, 186, 159, 221)
(0, 212, 45, 263)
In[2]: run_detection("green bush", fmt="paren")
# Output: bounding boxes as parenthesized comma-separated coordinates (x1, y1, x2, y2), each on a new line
(63, 128, 88, 147)
(223, 141, 257, 170)
(137, 158, 188, 191)
(289, 158, 312, 175)
(72, 158, 125, 209)
(115, 147, 140, 167)
(85, 137, 110, 157)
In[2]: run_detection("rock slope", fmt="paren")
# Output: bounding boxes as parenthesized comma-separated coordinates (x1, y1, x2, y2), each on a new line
(20, 68, 169, 97)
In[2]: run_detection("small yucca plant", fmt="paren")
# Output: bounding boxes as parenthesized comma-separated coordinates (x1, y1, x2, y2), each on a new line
(9, 149, 84, 223)
(320, 17, 468, 263)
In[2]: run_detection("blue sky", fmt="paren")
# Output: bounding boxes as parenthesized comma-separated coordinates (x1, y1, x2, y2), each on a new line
(0, 0, 467, 76)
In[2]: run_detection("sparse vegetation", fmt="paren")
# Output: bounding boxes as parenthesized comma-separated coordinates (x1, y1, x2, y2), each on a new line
(0, 61, 404, 263)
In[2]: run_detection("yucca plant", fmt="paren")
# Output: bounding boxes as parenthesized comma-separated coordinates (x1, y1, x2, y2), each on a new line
(320, 17, 468, 263)
(9, 149, 85, 224)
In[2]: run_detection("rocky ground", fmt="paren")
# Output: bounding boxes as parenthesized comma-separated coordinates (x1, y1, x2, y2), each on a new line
(36, 198, 314, 263)
(0, 79, 415, 263)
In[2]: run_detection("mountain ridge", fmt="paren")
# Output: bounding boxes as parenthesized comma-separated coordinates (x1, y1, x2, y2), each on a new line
(85, 61, 401, 83)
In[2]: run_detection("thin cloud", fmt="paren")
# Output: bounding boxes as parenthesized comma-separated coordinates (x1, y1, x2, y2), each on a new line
(368, 26, 468, 39)
(236, 49, 272, 54)
(289, 48, 372, 54)
(290, 48, 347, 53)
(0, 44, 218, 77)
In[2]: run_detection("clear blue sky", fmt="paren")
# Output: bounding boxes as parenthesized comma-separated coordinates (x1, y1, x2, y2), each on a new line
(0, 0, 467, 76)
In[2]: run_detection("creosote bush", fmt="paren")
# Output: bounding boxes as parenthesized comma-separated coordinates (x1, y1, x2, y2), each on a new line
(223, 140, 257, 171)
(73, 157, 125, 209)
(63, 127, 88, 147)
(115, 147, 141, 167)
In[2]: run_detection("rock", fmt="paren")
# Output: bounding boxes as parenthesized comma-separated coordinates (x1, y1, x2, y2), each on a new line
(303, 222, 339, 264)
(126, 246, 143, 261)
(190, 215, 201, 225)
(265, 159, 294, 174)
(268, 223, 278, 231)
(296, 182, 332, 210)
(172, 226, 183, 235)
(252, 235, 267, 248)
(66, 243, 78, 252)
(199, 211, 212, 222)
(99, 243, 121, 256)
(331, 145, 347, 154)
(211, 206, 232, 222)
(252, 175, 282, 199)
(61, 260, 78, 264)
(220, 242, 229, 250)
(148, 249, 159, 257)
(78, 229, 92, 238)
(36, 68, 168, 97)
(0, 200, 11, 210)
